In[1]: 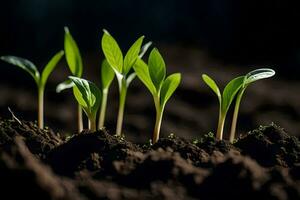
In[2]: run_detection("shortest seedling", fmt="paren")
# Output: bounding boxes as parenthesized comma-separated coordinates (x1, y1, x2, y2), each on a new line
(229, 68, 275, 142)
(134, 48, 181, 143)
(69, 76, 101, 132)
(202, 74, 245, 140)
(1, 51, 64, 129)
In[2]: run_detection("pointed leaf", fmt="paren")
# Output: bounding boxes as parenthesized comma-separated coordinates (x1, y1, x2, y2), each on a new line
(133, 58, 156, 95)
(139, 41, 152, 58)
(160, 73, 181, 107)
(41, 50, 64, 86)
(221, 76, 245, 114)
(244, 68, 275, 86)
(202, 74, 221, 103)
(101, 30, 123, 73)
(69, 76, 101, 118)
(56, 79, 74, 93)
(64, 27, 83, 77)
(101, 59, 115, 89)
(148, 48, 166, 90)
(0, 56, 40, 84)
(123, 36, 144, 75)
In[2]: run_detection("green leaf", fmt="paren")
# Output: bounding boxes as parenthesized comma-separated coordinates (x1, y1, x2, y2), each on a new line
(221, 76, 245, 114)
(56, 79, 74, 93)
(148, 48, 166, 90)
(202, 74, 221, 103)
(123, 36, 144, 75)
(41, 50, 64, 86)
(139, 41, 152, 58)
(101, 30, 123, 73)
(244, 68, 275, 86)
(133, 58, 156, 95)
(101, 59, 115, 89)
(160, 73, 181, 107)
(0, 56, 40, 84)
(64, 27, 83, 77)
(69, 76, 101, 119)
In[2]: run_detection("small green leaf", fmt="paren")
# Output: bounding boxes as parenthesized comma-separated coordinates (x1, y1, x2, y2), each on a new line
(101, 30, 123, 73)
(64, 27, 83, 77)
(221, 76, 245, 114)
(202, 74, 221, 103)
(56, 79, 74, 93)
(41, 50, 64, 86)
(148, 48, 166, 90)
(0, 56, 40, 84)
(160, 73, 181, 107)
(133, 58, 156, 95)
(69, 76, 101, 119)
(101, 59, 115, 89)
(139, 41, 152, 58)
(123, 36, 144, 75)
(244, 68, 275, 86)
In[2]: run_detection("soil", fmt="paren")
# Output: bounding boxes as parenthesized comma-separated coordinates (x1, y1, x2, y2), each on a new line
(1, 118, 300, 199)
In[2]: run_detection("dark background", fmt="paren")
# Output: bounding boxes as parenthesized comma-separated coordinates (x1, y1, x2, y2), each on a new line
(0, 0, 299, 141)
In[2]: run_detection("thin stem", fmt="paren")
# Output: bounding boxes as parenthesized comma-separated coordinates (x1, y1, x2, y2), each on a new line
(98, 89, 108, 129)
(37, 87, 44, 129)
(116, 84, 127, 136)
(216, 112, 225, 140)
(88, 117, 96, 132)
(152, 97, 164, 144)
(78, 104, 83, 133)
(229, 89, 245, 143)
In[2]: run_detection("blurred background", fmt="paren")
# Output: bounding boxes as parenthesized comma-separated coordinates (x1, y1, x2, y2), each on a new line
(0, 0, 299, 142)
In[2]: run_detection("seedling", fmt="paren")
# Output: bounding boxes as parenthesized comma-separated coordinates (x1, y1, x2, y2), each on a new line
(134, 48, 181, 143)
(98, 59, 115, 129)
(202, 74, 245, 140)
(101, 29, 150, 136)
(229, 68, 275, 142)
(56, 27, 84, 132)
(1, 51, 64, 129)
(69, 76, 101, 131)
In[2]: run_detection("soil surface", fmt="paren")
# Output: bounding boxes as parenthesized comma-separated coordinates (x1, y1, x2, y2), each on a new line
(1, 118, 300, 199)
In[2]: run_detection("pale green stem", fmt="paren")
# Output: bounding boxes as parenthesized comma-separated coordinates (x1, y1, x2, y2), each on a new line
(116, 84, 127, 136)
(37, 87, 44, 129)
(229, 89, 245, 143)
(78, 104, 83, 133)
(216, 112, 225, 140)
(152, 97, 164, 144)
(88, 117, 96, 132)
(98, 89, 108, 129)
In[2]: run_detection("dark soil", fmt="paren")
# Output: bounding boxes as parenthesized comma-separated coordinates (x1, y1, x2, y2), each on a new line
(1, 118, 300, 200)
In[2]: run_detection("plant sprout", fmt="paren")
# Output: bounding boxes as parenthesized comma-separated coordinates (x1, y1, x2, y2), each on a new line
(229, 68, 275, 142)
(98, 59, 115, 129)
(202, 74, 245, 140)
(69, 76, 101, 131)
(1, 51, 64, 129)
(101, 29, 150, 136)
(134, 48, 181, 143)
(56, 27, 84, 132)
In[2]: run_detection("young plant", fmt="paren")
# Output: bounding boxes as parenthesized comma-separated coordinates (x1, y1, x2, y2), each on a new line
(229, 68, 275, 142)
(202, 74, 245, 140)
(101, 29, 150, 136)
(56, 27, 84, 132)
(69, 76, 101, 132)
(98, 59, 115, 129)
(133, 48, 181, 143)
(1, 51, 64, 129)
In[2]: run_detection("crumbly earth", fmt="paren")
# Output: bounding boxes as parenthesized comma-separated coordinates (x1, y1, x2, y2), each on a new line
(0, 118, 300, 200)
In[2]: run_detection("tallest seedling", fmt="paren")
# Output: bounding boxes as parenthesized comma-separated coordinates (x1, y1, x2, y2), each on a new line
(101, 30, 147, 136)
(1, 51, 64, 129)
